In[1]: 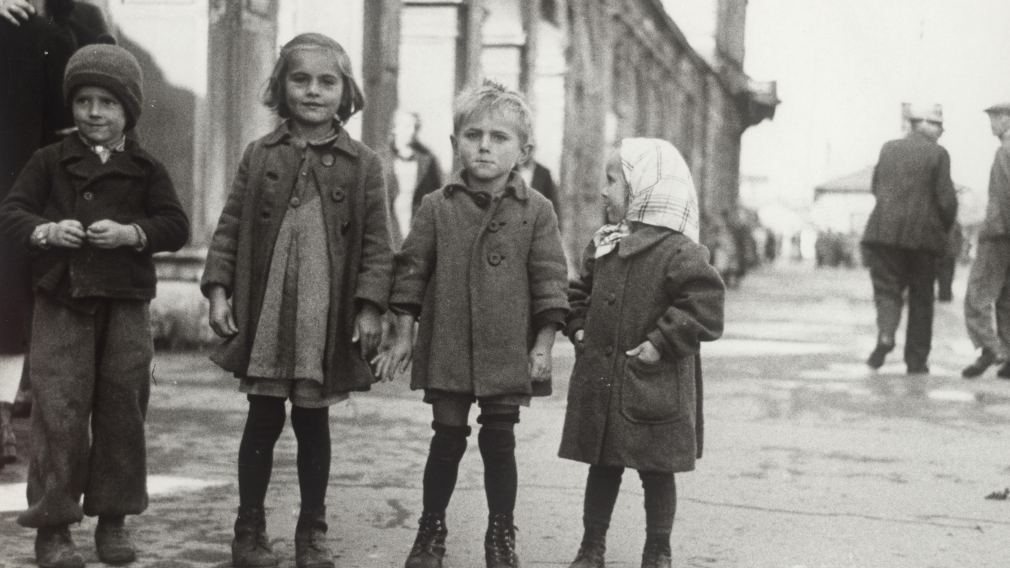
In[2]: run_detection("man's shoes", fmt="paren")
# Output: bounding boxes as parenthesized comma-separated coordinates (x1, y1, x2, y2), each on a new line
(867, 343, 894, 369)
(962, 349, 998, 379)
(35, 526, 84, 568)
(997, 361, 1010, 380)
(95, 516, 137, 565)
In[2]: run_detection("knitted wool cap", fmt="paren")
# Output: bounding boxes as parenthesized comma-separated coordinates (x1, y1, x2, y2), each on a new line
(64, 44, 144, 131)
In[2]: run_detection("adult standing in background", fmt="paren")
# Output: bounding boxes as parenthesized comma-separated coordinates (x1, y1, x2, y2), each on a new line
(861, 103, 958, 375)
(0, 0, 110, 468)
(387, 110, 442, 247)
(961, 102, 1010, 379)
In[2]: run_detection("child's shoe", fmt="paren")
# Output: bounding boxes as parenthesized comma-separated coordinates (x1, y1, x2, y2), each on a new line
(95, 515, 137, 565)
(294, 507, 334, 568)
(35, 525, 84, 568)
(568, 524, 607, 568)
(404, 511, 448, 568)
(640, 533, 671, 568)
(484, 512, 519, 568)
(232, 506, 279, 567)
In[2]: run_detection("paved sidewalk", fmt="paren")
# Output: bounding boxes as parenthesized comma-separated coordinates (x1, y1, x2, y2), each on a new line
(1, 262, 1009, 567)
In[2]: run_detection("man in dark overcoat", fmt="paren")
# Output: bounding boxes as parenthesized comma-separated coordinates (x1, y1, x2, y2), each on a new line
(862, 103, 958, 374)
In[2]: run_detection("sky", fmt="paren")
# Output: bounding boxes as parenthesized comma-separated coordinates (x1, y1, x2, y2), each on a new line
(739, 0, 1010, 223)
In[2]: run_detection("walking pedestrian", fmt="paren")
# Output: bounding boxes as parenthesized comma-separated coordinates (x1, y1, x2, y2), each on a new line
(0, 43, 190, 567)
(961, 101, 1010, 379)
(861, 103, 958, 374)
(377, 79, 568, 568)
(558, 138, 725, 568)
(201, 33, 393, 568)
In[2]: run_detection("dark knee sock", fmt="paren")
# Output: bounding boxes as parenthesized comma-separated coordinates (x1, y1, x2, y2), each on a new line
(422, 422, 470, 514)
(639, 471, 676, 537)
(477, 412, 520, 516)
(584, 465, 624, 530)
(238, 395, 286, 508)
(291, 405, 331, 511)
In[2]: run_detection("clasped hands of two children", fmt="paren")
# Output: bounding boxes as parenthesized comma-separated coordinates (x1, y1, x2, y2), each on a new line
(36, 218, 143, 249)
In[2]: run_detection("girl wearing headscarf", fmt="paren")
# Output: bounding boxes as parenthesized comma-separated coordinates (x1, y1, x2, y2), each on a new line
(559, 138, 725, 568)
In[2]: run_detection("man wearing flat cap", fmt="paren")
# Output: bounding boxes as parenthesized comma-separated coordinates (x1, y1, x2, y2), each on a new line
(961, 102, 1010, 379)
(862, 103, 958, 374)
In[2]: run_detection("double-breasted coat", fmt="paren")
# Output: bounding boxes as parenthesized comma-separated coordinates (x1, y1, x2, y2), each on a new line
(201, 122, 393, 396)
(559, 227, 725, 473)
(390, 172, 569, 398)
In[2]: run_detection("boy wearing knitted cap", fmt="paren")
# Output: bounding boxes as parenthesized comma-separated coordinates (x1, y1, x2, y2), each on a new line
(0, 43, 189, 568)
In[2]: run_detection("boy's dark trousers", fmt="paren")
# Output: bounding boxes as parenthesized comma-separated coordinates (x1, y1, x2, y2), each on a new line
(18, 293, 152, 528)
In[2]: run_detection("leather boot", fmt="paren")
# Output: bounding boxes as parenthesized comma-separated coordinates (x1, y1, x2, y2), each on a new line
(962, 348, 998, 379)
(0, 402, 16, 465)
(484, 513, 519, 568)
(95, 515, 137, 565)
(640, 533, 671, 568)
(568, 524, 606, 568)
(35, 526, 84, 568)
(404, 512, 448, 568)
(232, 506, 279, 568)
(295, 507, 334, 568)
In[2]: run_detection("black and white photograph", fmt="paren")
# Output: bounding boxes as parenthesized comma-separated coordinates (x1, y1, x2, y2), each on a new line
(1, 0, 1009, 566)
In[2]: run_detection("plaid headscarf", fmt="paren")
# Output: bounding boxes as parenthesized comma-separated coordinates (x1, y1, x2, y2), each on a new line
(593, 138, 700, 257)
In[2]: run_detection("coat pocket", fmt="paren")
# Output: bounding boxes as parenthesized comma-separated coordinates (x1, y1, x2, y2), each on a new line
(620, 356, 682, 424)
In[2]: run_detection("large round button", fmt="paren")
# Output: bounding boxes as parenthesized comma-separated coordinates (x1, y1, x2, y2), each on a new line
(488, 252, 503, 266)
(82, 191, 94, 201)
(488, 220, 501, 232)
(332, 188, 345, 202)
(321, 153, 335, 167)
(289, 196, 301, 208)
(605, 292, 617, 305)
(604, 345, 614, 356)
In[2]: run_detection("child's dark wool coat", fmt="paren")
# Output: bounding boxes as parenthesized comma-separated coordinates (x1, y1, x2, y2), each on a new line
(201, 123, 393, 396)
(559, 227, 725, 473)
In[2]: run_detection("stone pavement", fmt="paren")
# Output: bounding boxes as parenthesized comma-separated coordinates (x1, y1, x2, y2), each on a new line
(1, 262, 1009, 567)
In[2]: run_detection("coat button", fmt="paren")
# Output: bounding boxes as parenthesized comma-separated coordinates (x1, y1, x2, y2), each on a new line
(488, 220, 500, 232)
(606, 292, 617, 304)
(82, 191, 94, 201)
(332, 188, 345, 202)
(604, 345, 614, 356)
(488, 252, 503, 266)
(322, 153, 335, 167)
(289, 196, 301, 208)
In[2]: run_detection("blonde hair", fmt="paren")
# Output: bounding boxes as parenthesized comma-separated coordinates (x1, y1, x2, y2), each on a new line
(452, 79, 533, 145)
(262, 33, 365, 123)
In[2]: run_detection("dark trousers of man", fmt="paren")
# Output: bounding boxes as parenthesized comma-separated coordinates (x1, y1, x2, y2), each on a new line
(18, 293, 152, 528)
(936, 256, 956, 301)
(863, 245, 936, 368)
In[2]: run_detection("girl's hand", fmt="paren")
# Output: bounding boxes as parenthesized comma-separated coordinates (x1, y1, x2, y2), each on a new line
(353, 305, 382, 358)
(529, 348, 552, 382)
(49, 220, 86, 249)
(374, 338, 412, 381)
(626, 340, 661, 364)
(208, 286, 238, 338)
(86, 219, 136, 249)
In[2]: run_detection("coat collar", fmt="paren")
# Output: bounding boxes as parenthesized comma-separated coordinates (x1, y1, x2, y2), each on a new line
(262, 119, 359, 158)
(59, 133, 152, 178)
(616, 225, 675, 258)
(443, 169, 530, 202)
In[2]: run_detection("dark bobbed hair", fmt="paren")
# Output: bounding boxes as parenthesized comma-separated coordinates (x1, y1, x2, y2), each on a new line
(262, 33, 365, 123)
